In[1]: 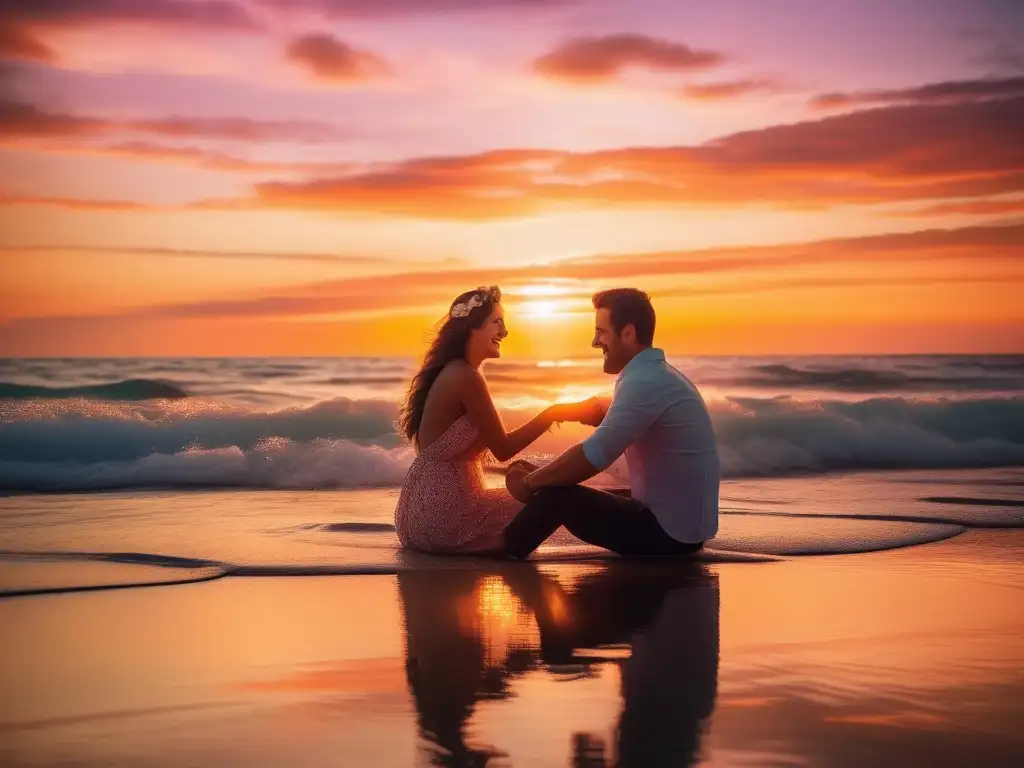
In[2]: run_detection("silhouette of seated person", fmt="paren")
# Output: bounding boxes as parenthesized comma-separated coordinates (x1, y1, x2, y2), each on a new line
(398, 561, 719, 767)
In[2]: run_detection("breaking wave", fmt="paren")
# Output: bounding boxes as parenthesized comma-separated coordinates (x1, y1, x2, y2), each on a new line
(1, 394, 1022, 492)
(0, 378, 189, 401)
(738, 363, 1024, 393)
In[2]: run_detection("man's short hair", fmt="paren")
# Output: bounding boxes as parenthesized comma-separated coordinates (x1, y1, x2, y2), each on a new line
(592, 288, 655, 346)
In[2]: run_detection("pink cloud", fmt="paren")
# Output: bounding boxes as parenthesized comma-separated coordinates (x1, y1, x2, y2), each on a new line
(285, 33, 390, 82)
(680, 79, 783, 101)
(0, 0, 260, 63)
(232, 94, 1024, 218)
(0, 99, 105, 136)
(0, 100, 349, 143)
(258, 0, 568, 17)
(534, 34, 725, 83)
(810, 76, 1024, 109)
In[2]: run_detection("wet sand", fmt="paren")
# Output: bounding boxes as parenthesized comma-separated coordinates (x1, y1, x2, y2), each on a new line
(1, 529, 1022, 767)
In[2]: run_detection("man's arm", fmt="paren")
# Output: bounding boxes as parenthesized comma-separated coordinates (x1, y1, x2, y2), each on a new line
(506, 443, 598, 502)
(527, 444, 599, 489)
(511, 376, 668, 500)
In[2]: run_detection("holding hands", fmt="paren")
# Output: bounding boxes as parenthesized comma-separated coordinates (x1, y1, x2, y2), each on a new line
(507, 395, 607, 503)
(548, 397, 607, 427)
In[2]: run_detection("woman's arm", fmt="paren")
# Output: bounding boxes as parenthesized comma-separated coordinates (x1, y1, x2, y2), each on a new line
(460, 367, 559, 462)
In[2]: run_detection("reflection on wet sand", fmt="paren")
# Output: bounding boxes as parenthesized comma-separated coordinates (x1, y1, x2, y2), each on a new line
(398, 562, 719, 767)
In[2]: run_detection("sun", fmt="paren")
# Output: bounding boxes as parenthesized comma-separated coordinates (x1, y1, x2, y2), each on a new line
(519, 299, 563, 318)
(510, 282, 583, 320)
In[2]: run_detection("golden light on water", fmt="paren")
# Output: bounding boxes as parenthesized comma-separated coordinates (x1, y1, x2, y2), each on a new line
(465, 574, 579, 666)
(476, 575, 522, 630)
(472, 575, 539, 666)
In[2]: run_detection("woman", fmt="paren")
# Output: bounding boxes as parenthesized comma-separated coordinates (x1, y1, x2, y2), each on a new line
(395, 285, 592, 555)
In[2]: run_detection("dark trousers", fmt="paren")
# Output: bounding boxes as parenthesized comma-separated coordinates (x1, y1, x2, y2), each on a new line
(502, 484, 704, 560)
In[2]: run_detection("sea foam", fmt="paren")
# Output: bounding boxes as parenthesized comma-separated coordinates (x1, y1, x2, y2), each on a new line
(2, 395, 1022, 491)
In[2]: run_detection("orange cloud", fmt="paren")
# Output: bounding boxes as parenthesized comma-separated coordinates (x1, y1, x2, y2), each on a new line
(144, 292, 441, 319)
(0, 0, 260, 63)
(10, 222, 1017, 324)
(810, 76, 1024, 109)
(896, 197, 1024, 217)
(5, 313, 1021, 357)
(680, 79, 783, 101)
(242, 95, 1024, 217)
(0, 21, 53, 62)
(0, 244, 382, 266)
(656, 273, 1019, 301)
(549, 223, 1024, 281)
(100, 141, 328, 174)
(0, 193, 147, 211)
(286, 33, 389, 82)
(534, 34, 725, 83)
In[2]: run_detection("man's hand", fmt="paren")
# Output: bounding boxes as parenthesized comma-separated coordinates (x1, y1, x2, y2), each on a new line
(506, 466, 534, 502)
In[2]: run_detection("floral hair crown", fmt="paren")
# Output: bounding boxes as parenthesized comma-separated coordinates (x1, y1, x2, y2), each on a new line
(449, 286, 499, 319)
(450, 294, 483, 318)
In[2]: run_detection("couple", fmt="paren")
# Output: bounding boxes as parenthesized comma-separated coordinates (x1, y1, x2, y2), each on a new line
(394, 286, 719, 559)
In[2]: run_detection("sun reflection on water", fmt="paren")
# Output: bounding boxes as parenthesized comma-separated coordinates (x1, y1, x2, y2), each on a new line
(462, 575, 541, 667)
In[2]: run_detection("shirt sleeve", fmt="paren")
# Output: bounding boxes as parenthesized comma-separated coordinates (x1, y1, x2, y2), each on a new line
(581, 374, 668, 471)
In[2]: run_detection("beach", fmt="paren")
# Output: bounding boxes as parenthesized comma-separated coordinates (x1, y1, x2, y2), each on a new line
(1, 525, 1021, 767)
(1, 355, 1022, 765)
(1, 465, 1022, 767)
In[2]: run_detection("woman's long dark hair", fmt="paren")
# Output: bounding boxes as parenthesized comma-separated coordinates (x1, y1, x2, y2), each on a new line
(398, 286, 501, 447)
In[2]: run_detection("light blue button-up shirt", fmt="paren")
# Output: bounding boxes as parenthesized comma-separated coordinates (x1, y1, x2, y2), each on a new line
(582, 348, 719, 543)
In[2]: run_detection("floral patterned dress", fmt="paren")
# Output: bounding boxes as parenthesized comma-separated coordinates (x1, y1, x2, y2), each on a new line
(395, 414, 523, 554)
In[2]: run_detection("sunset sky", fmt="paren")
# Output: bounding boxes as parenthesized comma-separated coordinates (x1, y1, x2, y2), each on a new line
(1, 0, 1022, 357)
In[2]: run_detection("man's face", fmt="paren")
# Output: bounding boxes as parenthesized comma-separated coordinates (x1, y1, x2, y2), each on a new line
(592, 307, 632, 374)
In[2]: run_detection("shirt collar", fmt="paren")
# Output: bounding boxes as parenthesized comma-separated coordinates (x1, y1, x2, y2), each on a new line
(616, 347, 665, 382)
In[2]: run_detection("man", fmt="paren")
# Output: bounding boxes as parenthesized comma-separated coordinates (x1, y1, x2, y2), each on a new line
(505, 288, 719, 559)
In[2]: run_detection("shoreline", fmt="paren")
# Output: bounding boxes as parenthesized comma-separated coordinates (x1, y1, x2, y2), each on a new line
(3, 460, 1024, 497)
(4, 466, 1023, 599)
(1, 528, 1021, 766)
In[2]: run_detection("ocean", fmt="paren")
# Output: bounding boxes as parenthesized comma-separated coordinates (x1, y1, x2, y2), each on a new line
(1, 355, 1023, 596)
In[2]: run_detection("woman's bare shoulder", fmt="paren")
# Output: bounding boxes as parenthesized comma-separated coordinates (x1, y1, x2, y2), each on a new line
(437, 359, 480, 384)
(432, 360, 476, 394)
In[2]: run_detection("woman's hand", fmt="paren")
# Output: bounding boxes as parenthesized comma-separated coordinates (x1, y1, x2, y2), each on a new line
(548, 397, 606, 426)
